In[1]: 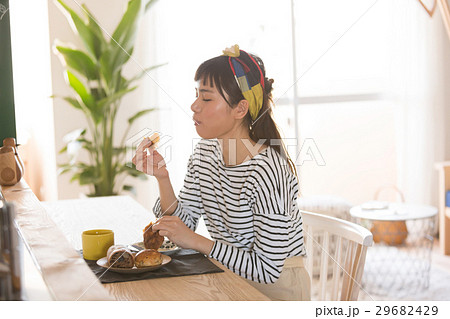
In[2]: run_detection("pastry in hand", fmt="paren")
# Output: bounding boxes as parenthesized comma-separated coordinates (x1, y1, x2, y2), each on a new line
(146, 132, 160, 146)
(143, 221, 164, 250)
(106, 245, 135, 268)
(134, 249, 163, 267)
(144, 132, 160, 151)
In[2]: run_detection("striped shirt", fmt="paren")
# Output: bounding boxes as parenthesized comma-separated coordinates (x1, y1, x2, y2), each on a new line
(153, 138, 306, 284)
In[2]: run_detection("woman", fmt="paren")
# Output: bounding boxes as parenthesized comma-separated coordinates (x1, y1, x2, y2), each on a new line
(133, 45, 310, 300)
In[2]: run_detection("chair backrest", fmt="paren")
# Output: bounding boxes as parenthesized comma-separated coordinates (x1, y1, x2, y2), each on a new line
(301, 210, 373, 301)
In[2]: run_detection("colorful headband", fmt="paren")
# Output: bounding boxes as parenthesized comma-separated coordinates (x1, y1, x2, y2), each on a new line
(222, 44, 264, 121)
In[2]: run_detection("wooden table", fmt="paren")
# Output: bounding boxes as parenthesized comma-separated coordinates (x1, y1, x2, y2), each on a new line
(3, 181, 269, 301)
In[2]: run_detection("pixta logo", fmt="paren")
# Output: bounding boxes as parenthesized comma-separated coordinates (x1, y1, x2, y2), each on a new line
(190, 137, 325, 168)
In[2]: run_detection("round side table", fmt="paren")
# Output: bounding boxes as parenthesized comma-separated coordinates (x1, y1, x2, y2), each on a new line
(350, 203, 437, 297)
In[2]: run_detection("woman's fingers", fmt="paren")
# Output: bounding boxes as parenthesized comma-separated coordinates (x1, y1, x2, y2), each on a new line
(132, 139, 149, 166)
(152, 216, 196, 250)
(147, 150, 166, 170)
(134, 152, 146, 172)
(153, 216, 171, 228)
(133, 139, 153, 163)
(157, 230, 171, 237)
(132, 141, 168, 178)
(134, 150, 164, 175)
(136, 138, 153, 153)
(153, 217, 177, 232)
(153, 220, 177, 243)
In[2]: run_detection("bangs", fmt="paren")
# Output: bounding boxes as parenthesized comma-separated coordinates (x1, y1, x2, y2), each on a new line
(194, 56, 240, 106)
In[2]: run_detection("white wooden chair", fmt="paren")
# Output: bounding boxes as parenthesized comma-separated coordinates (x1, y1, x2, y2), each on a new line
(302, 210, 373, 301)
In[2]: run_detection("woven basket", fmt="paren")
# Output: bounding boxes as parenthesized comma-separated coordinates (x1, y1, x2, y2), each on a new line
(370, 185, 408, 246)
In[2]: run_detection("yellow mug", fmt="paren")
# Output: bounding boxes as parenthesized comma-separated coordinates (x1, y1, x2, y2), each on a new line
(82, 229, 114, 260)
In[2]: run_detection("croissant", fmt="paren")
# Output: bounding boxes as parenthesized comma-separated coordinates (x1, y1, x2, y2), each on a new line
(143, 221, 164, 250)
(106, 245, 135, 268)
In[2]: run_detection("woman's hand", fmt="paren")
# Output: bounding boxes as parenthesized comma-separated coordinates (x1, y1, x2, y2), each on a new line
(132, 138, 168, 180)
(152, 216, 214, 255)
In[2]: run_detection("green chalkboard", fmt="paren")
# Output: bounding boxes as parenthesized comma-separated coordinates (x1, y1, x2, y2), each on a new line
(0, 0, 16, 143)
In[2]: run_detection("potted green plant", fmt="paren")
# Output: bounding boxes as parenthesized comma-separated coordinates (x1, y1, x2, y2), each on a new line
(54, 0, 162, 196)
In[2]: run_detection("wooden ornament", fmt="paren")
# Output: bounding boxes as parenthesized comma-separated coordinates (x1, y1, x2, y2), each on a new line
(0, 138, 24, 186)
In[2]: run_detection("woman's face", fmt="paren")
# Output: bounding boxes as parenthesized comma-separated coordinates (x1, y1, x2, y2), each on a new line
(191, 79, 237, 139)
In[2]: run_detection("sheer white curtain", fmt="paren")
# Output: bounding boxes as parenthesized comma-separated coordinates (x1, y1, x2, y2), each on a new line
(389, 0, 450, 205)
(293, 0, 395, 204)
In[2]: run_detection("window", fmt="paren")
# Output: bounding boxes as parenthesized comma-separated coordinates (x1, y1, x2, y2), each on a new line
(150, 0, 396, 204)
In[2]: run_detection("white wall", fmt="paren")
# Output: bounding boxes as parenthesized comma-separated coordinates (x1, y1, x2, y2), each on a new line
(10, 0, 58, 201)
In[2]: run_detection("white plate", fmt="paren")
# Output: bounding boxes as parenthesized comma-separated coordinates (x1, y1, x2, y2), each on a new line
(134, 240, 179, 252)
(96, 254, 171, 274)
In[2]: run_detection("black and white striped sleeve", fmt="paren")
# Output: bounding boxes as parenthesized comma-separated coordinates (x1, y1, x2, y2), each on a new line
(152, 154, 202, 231)
(208, 164, 305, 284)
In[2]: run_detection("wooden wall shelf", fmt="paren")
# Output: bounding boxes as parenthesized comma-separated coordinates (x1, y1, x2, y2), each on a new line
(434, 162, 450, 255)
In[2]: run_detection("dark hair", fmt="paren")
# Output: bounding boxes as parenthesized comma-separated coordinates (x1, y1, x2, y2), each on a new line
(194, 53, 298, 178)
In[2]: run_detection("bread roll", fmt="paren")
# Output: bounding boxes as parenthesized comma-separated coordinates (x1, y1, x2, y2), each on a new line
(107, 245, 135, 268)
(143, 221, 164, 250)
(134, 249, 163, 267)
